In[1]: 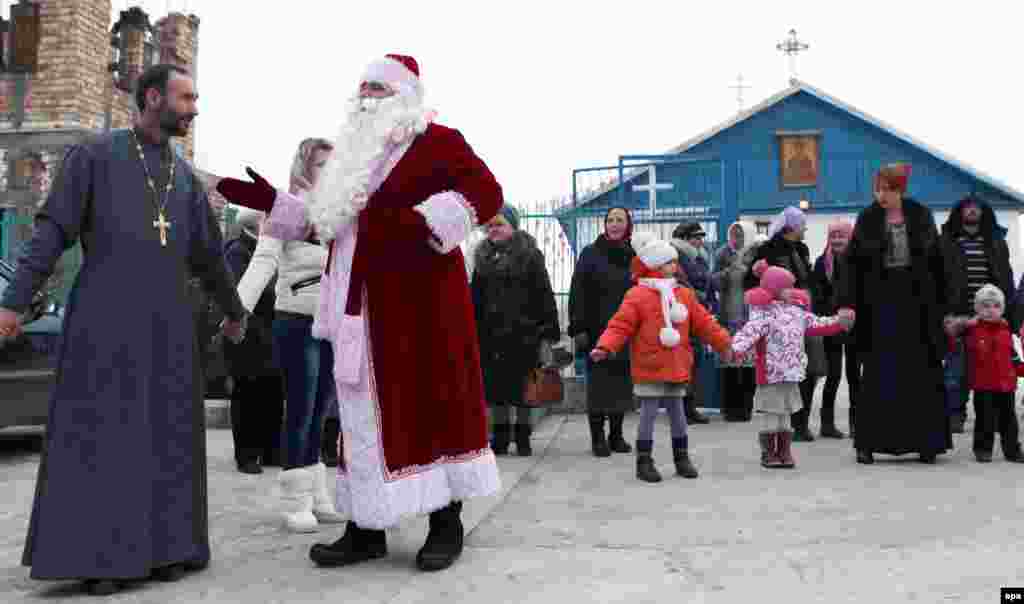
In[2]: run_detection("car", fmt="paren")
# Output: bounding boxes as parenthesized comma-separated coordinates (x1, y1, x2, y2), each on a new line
(0, 259, 62, 430)
(0, 261, 232, 431)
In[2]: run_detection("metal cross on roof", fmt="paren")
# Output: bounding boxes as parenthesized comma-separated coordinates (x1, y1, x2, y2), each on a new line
(730, 74, 751, 113)
(633, 164, 674, 216)
(776, 29, 809, 81)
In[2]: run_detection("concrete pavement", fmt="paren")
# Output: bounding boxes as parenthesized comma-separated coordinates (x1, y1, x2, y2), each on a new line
(2, 393, 1023, 603)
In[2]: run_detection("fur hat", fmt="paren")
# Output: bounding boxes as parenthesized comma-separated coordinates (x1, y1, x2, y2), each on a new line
(974, 283, 1005, 312)
(634, 235, 678, 270)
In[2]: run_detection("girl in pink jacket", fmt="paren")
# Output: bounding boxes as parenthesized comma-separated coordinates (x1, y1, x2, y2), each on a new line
(732, 261, 853, 469)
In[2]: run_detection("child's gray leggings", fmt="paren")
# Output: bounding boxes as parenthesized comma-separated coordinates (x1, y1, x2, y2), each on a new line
(636, 396, 688, 442)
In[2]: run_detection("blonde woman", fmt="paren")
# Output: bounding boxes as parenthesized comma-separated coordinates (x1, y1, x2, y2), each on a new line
(235, 138, 344, 531)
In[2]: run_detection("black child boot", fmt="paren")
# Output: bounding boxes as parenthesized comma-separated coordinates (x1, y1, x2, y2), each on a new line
(514, 423, 533, 457)
(589, 413, 611, 457)
(607, 413, 632, 453)
(490, 423, 511, 456)
(684, 395, 710, 424)
(309, 521, 388, 567)
(672, 437, 699, 478)
(635, 440, 663, 483)
(416, 501, 464, 572)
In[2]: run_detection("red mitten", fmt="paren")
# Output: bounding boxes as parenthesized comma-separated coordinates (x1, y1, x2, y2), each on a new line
(215, 167, 278, 212)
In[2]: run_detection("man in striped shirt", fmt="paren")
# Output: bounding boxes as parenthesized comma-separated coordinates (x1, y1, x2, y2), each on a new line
(940, 197, 1016, 433)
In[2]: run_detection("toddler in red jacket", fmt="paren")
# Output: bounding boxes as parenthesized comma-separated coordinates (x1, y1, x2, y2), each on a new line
(949, 284, 1024, 463)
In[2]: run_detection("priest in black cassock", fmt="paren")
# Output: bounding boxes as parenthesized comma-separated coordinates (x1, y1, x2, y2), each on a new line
(0, 64, 248, 596)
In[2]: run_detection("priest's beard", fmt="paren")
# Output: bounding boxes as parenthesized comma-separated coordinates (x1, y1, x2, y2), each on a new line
(309, 93, 430, 242)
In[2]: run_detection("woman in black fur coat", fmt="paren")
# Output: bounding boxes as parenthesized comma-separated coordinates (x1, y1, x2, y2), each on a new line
(472, 205, 560, 456)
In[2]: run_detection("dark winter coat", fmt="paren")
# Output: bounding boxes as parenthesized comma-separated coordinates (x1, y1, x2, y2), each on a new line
(472, 231, 560, 406)
(743, 233, 815, 294)
(223, 231, 280, 377)
(837, 198, 954, 363)
(568, 234, 637, 414)
(939, 198, 1016, 329)
(836, 198, 954, 456)
(812, 252, 854, 341)
(671, 238, 718, 313)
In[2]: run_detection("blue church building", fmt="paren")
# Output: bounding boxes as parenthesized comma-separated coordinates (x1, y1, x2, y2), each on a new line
(564, 78, 1024, 275)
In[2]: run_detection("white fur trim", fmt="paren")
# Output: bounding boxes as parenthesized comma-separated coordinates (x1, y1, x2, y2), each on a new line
(332, 309, 501, 530)
(639, 277, 685, 348)
(413, 191, 477, 255)
(636, 239, 677, 270)
(659, 327, 681, 347)
(670, 302, 688, 324)
(363, 57, 423, 102)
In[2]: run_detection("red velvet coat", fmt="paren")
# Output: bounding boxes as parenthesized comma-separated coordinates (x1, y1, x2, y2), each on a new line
(346, 123, 503, 474)
(964, 320, 1024, 393)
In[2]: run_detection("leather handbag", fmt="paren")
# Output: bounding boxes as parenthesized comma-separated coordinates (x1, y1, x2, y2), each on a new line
(523, 366, 564, 407)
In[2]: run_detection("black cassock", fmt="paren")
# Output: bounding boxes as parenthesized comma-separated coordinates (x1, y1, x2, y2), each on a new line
(1, 129, 245, 580)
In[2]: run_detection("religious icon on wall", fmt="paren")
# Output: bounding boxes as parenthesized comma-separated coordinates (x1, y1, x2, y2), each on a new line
(778, 134, 819, 188)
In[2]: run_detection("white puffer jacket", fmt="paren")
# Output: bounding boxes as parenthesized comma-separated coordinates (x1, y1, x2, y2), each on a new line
(236, 233, 326, 317)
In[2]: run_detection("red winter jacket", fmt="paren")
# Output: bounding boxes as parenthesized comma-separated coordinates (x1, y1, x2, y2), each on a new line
(964, 320, 1024, 392)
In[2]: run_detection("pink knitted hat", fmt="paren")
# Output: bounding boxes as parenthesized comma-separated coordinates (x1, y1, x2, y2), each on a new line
(745, 259, 803, 307)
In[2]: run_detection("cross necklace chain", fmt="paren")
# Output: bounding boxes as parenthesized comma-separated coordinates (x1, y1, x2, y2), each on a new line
(130, 129, 175, 247)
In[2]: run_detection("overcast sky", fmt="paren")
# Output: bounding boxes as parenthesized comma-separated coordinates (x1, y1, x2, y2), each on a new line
(100, 0, 1022, 209)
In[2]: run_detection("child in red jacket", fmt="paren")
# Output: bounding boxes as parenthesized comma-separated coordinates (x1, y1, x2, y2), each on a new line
(950, 284, 1024, 463)
(591, 236, 733, 483)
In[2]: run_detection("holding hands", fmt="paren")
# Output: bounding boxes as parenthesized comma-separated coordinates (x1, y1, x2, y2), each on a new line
(837, 308, 856, 331)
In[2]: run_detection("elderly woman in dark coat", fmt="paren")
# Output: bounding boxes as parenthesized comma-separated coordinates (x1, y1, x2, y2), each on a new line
(836, 164, 954, 464)
(223, 209, 284, 474)
(568, 207, 637, 456)
(472, 205, 561, 457)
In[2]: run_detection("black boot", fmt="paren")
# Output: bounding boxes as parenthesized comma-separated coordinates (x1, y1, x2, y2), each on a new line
(635, 440, 662, 483)
(514, 423, 532, 457)
(490, 423, 511, 456)
(791, 409, 815, 442)
(589, 414, 611, 457)
(321, 418, 340, 467)
(672, 437, 698, 478)
(416, 501, 464, 572)
(83, 580, 121, 596)
(684, 396, 710, 424)
(607, 413, 632, 453)
(309, 521, 388, 567)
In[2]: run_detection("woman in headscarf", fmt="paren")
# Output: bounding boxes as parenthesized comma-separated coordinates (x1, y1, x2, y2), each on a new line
(836, 164, 954, 464)
(711, 220, 760, 421)
(568, 207, 638, 456)
(810, 220, 858, 438)
(743, 205, 820, 441)
(472, 205, 561, 457)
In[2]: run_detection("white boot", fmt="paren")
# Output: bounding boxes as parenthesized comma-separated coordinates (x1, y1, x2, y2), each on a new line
(279, 467, 318, 533)
(310, 462, 346, 524)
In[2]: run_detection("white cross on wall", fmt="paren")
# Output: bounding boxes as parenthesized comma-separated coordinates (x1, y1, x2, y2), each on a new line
(633, 164, 674, 215)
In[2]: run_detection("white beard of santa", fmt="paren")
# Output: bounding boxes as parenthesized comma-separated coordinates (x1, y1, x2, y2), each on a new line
(308, 91, 431, 242)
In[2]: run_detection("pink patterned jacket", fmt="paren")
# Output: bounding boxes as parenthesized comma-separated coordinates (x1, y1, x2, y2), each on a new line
(731, 301, 844, 385)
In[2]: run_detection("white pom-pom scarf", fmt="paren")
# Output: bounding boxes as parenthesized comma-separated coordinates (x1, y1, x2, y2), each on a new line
(639, 278, 688, 348)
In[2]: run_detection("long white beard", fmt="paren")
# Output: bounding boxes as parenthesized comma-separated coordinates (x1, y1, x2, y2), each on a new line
(309, 94, 430, 242)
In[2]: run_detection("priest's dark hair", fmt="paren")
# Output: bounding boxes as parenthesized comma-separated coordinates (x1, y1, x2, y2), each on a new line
(135, 64, 191, 112)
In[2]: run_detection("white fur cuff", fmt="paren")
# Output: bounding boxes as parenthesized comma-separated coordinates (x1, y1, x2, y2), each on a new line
(413, 191, 477, 255)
